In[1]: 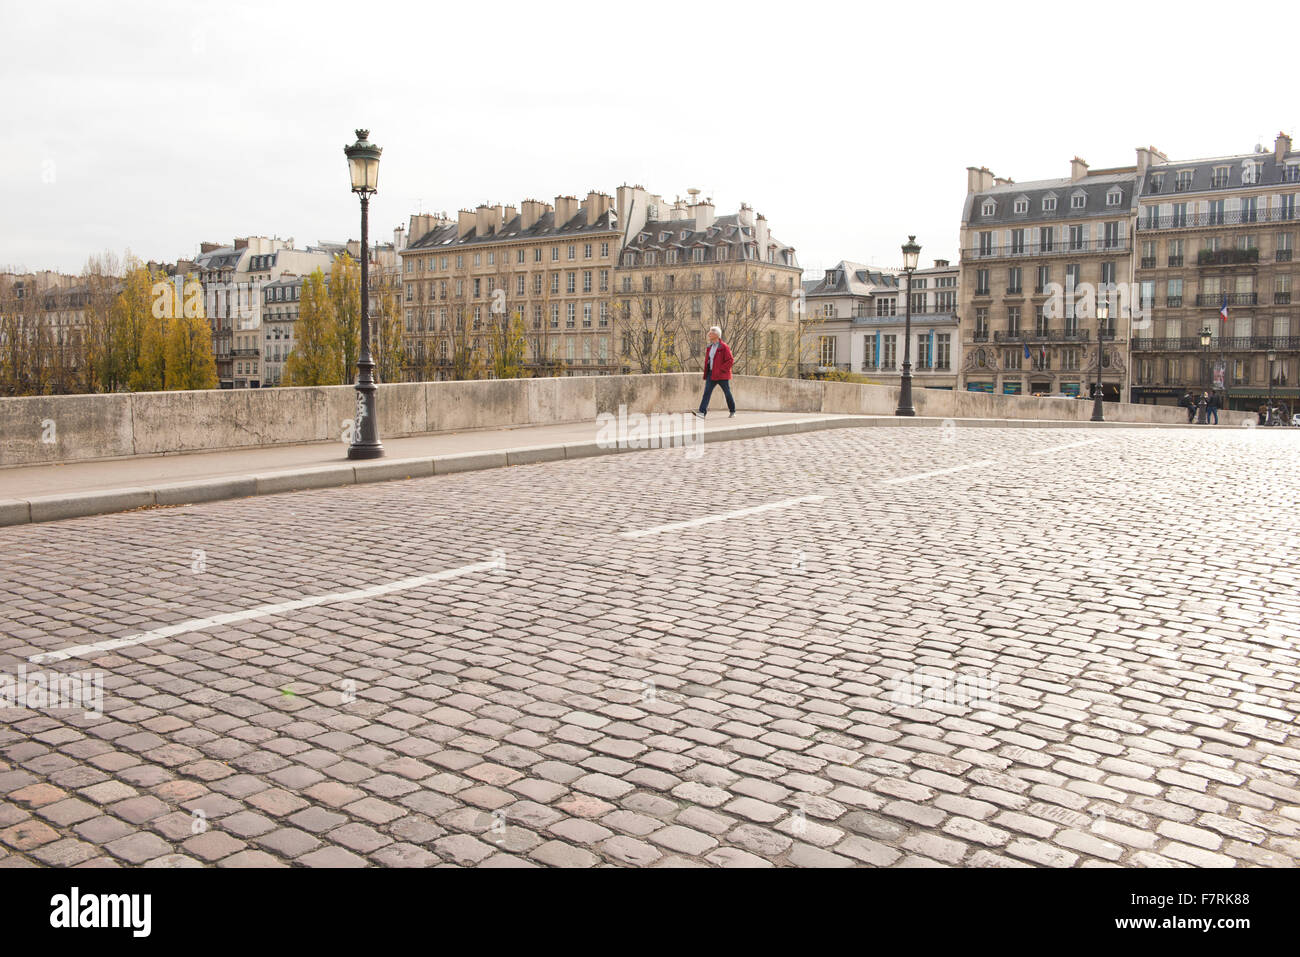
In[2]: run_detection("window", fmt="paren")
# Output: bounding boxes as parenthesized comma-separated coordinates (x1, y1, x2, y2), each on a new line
(550, 304, 559, 327)
(1069, 225, 1085, 250)
(516, 275, 525, 296)
(1035, 305, 1049, 336)
(1167, 277, 1183, 306)
(977, 231, 993, 256)
(599, 269, 609, 291)
(1039, 226, 1054, 252)
(1005, 348, 1021, 370)
(599, 302, 608, 326)
(583, 243, 592, 259)
(583, 303, 592, 328)
(875, 297, 897, 317)
(862, 334, 877, 370)
(1071, 192, 1086, 210)
(916, 336, 930, 369)
(1042, 195, 1057, 212)
(533, 305, 542, 328)
(1175, 170, 1193, 191)
(1013, 198, 1028, 214)
(974, 307, 989, 338)
(882, 335, 897, 368)
(601, 242, 610, 257)
(1010, 229, 1026, 255)
(975, 270, 989, 296)
(1007, 267, 1022, 295)
(1103, 221, 1121, 249)
(1208, 199, 1225, 225)
(1100, 262, 1116, 287)
(551, 246, 559, 261)
(516, 249, 525, 264)
(534, 248, 542, 263)
(1210, 166, 1230, 188)
(550, 273, 560, 294)
(1007, 306, 1021, 336)
(533, 274, 543, 295)
(936, 334, 951, 370)
(818, 337, 837, 366)
(982, 200, 996, 216)
(1106, 188, 1122, 207)
(566, 273, 576, 294)
(1036, 265, 1049, 293)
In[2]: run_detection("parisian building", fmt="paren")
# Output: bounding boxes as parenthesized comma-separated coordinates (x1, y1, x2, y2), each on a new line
(803, 259, 960, 388)
(1130, 132, 1298, 412)
(958, 157, 1138, 399)
(614, 192, 802, 376)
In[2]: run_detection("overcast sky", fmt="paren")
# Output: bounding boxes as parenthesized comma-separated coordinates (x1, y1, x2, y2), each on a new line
(3, 1, 1297, 279)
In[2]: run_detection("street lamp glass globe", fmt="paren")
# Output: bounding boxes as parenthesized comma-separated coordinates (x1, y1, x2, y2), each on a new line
(344, 129, 382, 193)
(1200, 329, 1212, 347)
(901, 235, 920, 272)
(1268, 349, 1277, 362)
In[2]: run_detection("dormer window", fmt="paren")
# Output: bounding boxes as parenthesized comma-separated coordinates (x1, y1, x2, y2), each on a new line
(1106, 188, 1122, 207)
(1042, 195, 1057, 212)
(981, 200, 996, 216)
(1071, 191, 1086, 210)
(1151, 173, 1165, 191)
(1013, 197, 1028, 214)
(1210, 166, 1230, 188)
(1242, 161, 1262, 185)
(1175, 169, 1194, 191)
(716, 247, 729, 262)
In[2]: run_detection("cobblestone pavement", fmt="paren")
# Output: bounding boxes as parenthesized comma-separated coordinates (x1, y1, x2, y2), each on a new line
(2, 426, 1298, 868)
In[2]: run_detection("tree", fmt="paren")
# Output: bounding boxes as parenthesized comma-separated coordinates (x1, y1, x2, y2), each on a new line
(164, 273, 219, 390)
(329, 253, 361, 382)
(372, 258, 404, 384)
(285, 269, 341, 386)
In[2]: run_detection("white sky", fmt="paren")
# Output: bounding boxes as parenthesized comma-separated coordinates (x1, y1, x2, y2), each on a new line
(2, 0, 1297, 278)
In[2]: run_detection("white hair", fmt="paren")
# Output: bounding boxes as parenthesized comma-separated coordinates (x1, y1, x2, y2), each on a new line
(708, 325, 722, 337)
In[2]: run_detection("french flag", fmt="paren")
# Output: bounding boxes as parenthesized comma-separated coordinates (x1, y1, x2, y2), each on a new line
(1220, 295, 1229, 322)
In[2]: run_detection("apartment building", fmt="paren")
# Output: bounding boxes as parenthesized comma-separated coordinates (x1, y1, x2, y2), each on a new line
(1130, 132, 1299, 411)
(958, 158, 1137, 398)
(803, 259, 960, 387)
(399, 192, 621, 378)
(195, 237, 333, 388)
(615, 193, 802, 376)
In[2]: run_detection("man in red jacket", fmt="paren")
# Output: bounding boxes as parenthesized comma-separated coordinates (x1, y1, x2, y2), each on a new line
(693, 325, 736, 418)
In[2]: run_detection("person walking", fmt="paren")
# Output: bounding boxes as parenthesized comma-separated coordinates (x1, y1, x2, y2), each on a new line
(1180, 389, 1196, 423)
(694, 325, 735, 418)
(1207, 390, 1220, 425)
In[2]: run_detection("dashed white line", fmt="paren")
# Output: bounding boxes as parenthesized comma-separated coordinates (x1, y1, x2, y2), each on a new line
(620, 494, 827, 539)
(1029, 438, 1103, 455)
(27, 555, 504, 664)
(882, 461, 996, 485)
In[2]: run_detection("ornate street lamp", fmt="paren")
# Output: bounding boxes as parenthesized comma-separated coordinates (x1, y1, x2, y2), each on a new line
(895, 235, 921, 416)
(1267, 348, 1277, 424)
(1091, 299, 1108, 422)
(344, 129, 384, 460)
(1198, 327, 1212, 423)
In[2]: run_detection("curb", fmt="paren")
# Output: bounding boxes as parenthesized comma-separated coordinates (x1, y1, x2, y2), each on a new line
(0, 415, 1246, 528)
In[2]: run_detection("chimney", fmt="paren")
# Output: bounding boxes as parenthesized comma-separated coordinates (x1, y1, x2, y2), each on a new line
(503, 205, 518, 228)
(393, 225, 406, 252)
(966, 166, 995, 193)
(690, 197, 715, 232)
(554, 195, 580, 228)
(520, 199, 546, 230)
(408, 213, 436, 243)
(670, 197, 689, 220)
(200, 242, 221, 254)
(584, 191, 612, 226)
(737, 203, 755, 227)
(457, 209, 476, 239)
(1276, 131, 1293, 163)
(1070, 157, 1089, 181)
(1136, 145, 1167, 174)
(993, 177, 1013, 187)
(933, 259, 949, 268)
(475, 204, 500, 236)
(234, 237, 249, 251)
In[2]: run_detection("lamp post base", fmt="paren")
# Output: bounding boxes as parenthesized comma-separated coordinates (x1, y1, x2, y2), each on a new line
(895, 371, 916, 417)
(1090, 392, 1104, 422)
(347, 444, 385, 460)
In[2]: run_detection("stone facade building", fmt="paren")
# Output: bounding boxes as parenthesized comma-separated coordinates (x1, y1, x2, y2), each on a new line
(1130, 132, 1299, 412)
(958, 158, 1137, 399)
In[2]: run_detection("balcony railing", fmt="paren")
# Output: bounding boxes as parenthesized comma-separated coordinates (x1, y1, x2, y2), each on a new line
(1132, 335, 1300, 352)
(1198, 247, 1259, 266)
(1277, 249, 1294, 262)
(1276, 293, 1292, 305)
(1194, 292, 1257, 306)
(965, 238, 1128, 259)
(1139, 206, 1297, 230)
(1167, 255, 1184, 267)
(1166, 296, 1183, 307)
(992, 329, 1091, 342)
(1140, 257, 1156, 268)
(231, 348, 258, 357)
(972, 331, 989, 342)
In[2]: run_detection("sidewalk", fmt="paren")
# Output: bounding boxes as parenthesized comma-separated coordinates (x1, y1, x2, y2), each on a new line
(0, 410, 1201, 527)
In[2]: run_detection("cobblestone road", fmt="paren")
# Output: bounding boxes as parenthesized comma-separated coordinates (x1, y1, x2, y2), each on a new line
(2, 426, 1298, 867)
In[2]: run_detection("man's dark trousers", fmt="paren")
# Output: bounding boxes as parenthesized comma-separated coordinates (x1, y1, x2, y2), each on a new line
(699, 378, 735, 416)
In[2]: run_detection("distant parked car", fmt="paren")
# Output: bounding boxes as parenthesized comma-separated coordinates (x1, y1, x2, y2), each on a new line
(1291, 412, 1300, 427)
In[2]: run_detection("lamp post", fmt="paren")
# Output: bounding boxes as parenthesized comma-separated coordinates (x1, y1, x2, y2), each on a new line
(1198, 327, 1212, 424)
(344, 129, 384, 460)
(1267, 348, 1277, 424)
(1091, 299, 1108, 422)
(895, 235, 920, 416)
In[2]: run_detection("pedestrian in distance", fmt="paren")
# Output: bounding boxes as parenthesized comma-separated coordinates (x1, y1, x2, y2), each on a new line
(1180, 390, 1196, 423)
(1207, 390, 1220, 425)
(693, 325, 735, 419)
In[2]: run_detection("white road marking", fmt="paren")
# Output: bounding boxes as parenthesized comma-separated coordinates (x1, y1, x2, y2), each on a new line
(27, 556, 504, 665)
(882, 461, 995, 485)
(1029, 439, 1103, 455)
(620, 494, 827, 539)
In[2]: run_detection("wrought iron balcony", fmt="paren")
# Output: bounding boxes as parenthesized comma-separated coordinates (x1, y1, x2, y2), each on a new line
(1166, 296, 1183, 307)
(964, 238, 1128, 259)
(1167, 255, 1184, 267)
(1277, 249, 1294, 262)
(1139, 207, 1297, 230)
(1132, 335, 1300, 352)
(1140, 257, 1157, 268)
(1198, 248, 1259, 266)
(1194, 292, 1257, 306)
(1276, 293, 1292, 305)
(993, 329, 1090, 342)
(972, 331, 990, 342)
